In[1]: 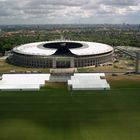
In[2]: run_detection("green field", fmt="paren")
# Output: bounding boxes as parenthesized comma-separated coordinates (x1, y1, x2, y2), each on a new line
(0, 76, 140, 140)
(0, 59, 49, 73)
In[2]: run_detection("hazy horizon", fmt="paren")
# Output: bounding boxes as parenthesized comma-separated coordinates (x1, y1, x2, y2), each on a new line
(0, 0, 140, 25)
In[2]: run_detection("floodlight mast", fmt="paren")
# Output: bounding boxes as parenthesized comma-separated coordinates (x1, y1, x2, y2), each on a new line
(135, 52, 139, 74)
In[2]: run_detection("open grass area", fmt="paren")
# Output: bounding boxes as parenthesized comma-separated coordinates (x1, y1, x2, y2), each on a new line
(0, 59, 49, 73)
(78, 65, 128, 73)
(0, 76, 140, 140)
(78, 60, 140, 73)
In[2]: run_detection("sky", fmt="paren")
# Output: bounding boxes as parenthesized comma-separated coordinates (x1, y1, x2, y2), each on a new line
(0, 0, 140, 25)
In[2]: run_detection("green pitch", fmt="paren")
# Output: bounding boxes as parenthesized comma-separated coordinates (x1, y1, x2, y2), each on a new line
(0, 78, 140, 140)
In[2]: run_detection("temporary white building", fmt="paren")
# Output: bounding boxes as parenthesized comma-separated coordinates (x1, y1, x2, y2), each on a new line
(0, 73, 110, 91)
(68, 73, 110, 90)
(0, 74, 50, 91)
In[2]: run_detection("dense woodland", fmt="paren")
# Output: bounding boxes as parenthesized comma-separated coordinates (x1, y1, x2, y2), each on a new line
(0, 29, 140, 55)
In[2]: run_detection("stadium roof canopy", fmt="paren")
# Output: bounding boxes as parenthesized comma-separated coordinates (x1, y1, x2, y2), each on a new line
(13, 41, 113, 56)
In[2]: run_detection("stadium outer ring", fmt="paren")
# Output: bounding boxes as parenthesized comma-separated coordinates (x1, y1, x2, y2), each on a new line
(8, 40, 114, 68)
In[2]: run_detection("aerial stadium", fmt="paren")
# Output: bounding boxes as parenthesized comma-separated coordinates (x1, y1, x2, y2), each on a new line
(8, 41, 114, 68)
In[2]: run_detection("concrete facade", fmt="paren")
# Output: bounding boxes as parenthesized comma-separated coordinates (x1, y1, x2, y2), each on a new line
(9, 52, 113, 68)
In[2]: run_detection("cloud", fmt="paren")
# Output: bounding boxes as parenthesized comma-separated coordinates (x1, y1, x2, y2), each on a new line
(100, 0, 140, 6)
(0, 0, 140, 24)
(28, 0, 87, 7)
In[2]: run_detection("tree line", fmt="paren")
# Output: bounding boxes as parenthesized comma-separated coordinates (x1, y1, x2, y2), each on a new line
(0, 31, 140, 55)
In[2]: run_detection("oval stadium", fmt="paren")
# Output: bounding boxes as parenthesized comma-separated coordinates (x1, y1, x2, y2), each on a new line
(8, 41, 114, 68)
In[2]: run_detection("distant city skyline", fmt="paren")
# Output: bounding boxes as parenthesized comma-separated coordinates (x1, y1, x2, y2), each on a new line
(0, 0, 140, 25)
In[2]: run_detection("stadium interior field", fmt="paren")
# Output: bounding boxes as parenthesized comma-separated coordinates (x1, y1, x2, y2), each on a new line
(0, 75, 140, 140)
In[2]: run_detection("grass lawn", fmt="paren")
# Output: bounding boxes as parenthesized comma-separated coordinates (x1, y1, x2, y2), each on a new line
(78, 65, 128, 73)
(0, 59, 49, 73)
(0, 76, 140, 140)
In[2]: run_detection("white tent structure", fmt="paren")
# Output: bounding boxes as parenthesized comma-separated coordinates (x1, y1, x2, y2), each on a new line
(68, 73, 110, 90)
(0, 74, 50, 91)
(0, 73, 110, 91)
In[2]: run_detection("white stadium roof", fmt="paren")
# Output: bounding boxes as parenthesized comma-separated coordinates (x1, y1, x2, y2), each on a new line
(13, 41, 113, 56)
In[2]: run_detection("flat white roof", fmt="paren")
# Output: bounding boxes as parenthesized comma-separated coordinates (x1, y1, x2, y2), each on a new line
(0, 73, 110, 91)
(0, 74, 50, 91)
(68, 73, 110, 90)
(13, 41, 113, 56)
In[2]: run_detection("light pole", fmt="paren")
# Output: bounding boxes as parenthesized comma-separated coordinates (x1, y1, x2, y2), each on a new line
(135, 52, 139, 74)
